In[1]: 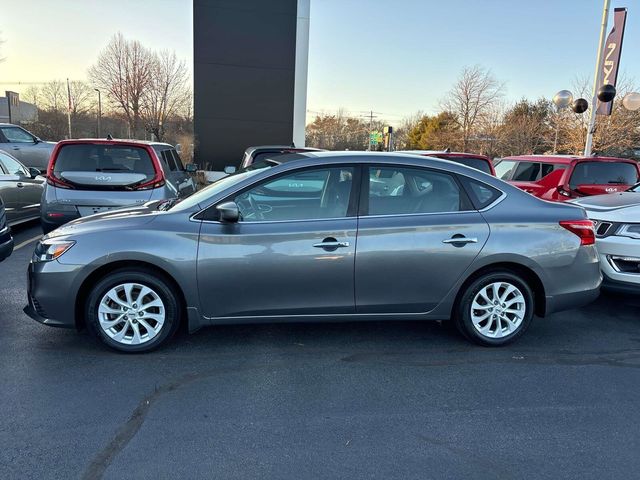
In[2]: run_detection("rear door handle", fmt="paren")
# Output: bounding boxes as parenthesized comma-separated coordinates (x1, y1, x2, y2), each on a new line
(16, 182, 24, 188)
(442, 237, 477, 244)
(313, 241, 350, 248)
(313, 237, 350, 250)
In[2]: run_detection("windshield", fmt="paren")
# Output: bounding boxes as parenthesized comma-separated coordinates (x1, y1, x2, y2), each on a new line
(569, 161, 638, 188)
(494, 160, 517, 180)
(169, 164, 270, 212)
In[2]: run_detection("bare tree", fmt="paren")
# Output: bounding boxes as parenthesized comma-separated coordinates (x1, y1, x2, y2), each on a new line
(68, 81, 95, 116)
(140, 50, 191, 141)
(40, 80, 67, 112)
(442, 65, 504, 151)
(88, 32, 153, 137)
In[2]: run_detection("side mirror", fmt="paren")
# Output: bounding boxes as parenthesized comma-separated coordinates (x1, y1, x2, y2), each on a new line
(28, 167, 41, 178)
(185, 163, 198, 173)
(216, 201, 239, 223)
(224, 166, 237, 175)
(33, 137, 41, 144)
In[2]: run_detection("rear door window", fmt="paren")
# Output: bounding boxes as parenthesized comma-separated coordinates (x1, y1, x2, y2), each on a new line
(511, 162, 541, 181)
(569, 162, 639, 187)
(53, 144, 156, 188)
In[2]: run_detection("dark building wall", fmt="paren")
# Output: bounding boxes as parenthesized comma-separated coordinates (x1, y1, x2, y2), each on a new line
(194, 0, 298, 170)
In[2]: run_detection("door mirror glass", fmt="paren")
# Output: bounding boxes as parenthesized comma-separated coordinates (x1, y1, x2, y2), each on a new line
(216, 201, 240, 222)
(185, 163, 198, 173)
(224, 166, 237, 175)
(28, 167, 41, 178)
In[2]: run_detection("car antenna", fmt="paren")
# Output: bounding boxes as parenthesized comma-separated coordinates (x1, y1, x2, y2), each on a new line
(106, 134, 113, 140)
(444, 147, 451, 153)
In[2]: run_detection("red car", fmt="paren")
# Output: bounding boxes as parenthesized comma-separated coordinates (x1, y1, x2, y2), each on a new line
(399, 150, 496, 176)
(495, 155, 640, 201)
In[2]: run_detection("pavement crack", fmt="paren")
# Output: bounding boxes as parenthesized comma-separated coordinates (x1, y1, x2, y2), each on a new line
(81, 365, 258, 480)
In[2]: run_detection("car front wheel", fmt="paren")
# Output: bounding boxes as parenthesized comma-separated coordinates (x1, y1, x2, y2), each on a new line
(85, 269, 180, 353)
(454, 271, 534, 346)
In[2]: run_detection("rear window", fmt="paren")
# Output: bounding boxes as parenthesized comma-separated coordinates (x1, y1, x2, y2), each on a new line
(569, 161, 638, 187)
(54, 144, 155, 178)
(437, 156, 492, 174)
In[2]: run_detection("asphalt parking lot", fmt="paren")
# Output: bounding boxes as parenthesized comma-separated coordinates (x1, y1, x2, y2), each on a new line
(2, 223, 640, 480)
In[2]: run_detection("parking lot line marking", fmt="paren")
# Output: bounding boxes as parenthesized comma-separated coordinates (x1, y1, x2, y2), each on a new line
(14, 235, 42, 251)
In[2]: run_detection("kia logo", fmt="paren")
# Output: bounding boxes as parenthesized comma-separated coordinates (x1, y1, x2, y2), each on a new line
(95, 175, 112, 181)
(605, 187, 617, 193)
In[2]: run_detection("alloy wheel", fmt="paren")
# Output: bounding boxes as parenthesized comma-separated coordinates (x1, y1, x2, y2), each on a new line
(470, 281, 526, 339)
(98, 283, 165, 345)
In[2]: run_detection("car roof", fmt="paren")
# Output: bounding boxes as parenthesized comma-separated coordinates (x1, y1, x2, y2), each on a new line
(244, 145, 325, 154)
(399, 150, 492, 160)
(502, 154, 635, 164)
(55, 138, 174, 148)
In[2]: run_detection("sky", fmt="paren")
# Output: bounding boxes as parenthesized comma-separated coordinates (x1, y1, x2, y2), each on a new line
(1, 0, 638, 125)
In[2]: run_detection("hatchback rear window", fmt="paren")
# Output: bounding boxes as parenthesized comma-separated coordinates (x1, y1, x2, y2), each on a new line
(53, 144, 156, 188)
(569, 161, 638, 187)
(436, 156, 492, 174)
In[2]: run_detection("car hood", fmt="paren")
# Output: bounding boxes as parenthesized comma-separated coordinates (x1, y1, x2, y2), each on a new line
(572, 192, 640, 222)
(45, 202, 162, 239)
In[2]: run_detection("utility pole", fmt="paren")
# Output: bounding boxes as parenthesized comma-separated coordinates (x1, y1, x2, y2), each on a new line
(584, 0, 611, 156)
(66, 78, 72, 139)
(360, 110, 380, 150)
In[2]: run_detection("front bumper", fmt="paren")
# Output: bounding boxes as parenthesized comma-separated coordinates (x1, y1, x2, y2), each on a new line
(25, 259, 82, 329)
(0, 226, 13, 262)
(595, 235, 640, 291)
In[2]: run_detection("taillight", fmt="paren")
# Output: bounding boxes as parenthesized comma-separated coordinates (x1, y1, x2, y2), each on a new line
(560, 220, 595, 246)
(134, 150, 166, 190)
(557, 186, 575, 198)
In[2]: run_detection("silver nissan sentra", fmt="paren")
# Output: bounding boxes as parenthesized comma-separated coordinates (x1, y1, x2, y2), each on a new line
(25, 152, 602, 353)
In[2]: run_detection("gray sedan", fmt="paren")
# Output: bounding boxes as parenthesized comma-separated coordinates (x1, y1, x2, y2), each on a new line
(25, 152, 601, 353)
(0, 150, 44, 226)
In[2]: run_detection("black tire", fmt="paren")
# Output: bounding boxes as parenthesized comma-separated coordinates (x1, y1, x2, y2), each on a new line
(454, 270, 534, 347)
(85, 269, 181, 353)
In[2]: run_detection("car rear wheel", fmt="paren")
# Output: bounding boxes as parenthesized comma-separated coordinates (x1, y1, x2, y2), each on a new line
(85, 269, 180, 353)
(454, 271, 534, 346)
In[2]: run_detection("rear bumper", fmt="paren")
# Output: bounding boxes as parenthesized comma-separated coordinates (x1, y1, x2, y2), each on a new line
(545, 283, 601, 315)
(41, 211, 81, 233)
(0, 226, 14, 262)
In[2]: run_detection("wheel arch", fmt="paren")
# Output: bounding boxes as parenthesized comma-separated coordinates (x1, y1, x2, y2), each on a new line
(453, 261, 547, 318)
(74, 260, 189, 331)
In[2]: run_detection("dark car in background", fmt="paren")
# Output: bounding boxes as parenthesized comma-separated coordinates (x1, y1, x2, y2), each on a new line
(495, 155, 640, 201)
(238, 145, 325, 170)
(0, 123, 56, 171)
(40, 139, 196, 233)
(0, 195, 14, 262)
(0, 150, 44, 226)
(398, 150, 496, 176)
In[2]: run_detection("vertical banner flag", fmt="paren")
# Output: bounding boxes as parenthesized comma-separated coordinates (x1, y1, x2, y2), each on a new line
(596, 7, 627, 115)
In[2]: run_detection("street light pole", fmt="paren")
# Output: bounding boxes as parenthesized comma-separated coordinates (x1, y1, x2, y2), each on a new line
(584, 0, 611, 156)
(94, 88, 102, 138)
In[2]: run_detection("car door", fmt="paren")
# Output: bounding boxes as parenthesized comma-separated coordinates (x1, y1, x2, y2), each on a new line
(197, 165, 359, 318)
(0, 151, 42, 221)
(355, 165, 490, 314)
(0, 157, 23, 224)
(0, 125, 38, 166)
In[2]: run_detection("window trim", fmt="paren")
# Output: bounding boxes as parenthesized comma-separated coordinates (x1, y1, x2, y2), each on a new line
(195, 164, 362, 224)
(358, 164, 475, 217)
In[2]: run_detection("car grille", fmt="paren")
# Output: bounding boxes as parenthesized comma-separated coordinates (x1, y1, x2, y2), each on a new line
(608, 256, 640, 274)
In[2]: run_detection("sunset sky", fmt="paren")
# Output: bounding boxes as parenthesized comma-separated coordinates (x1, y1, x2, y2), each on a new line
(1, 0, 638, 124)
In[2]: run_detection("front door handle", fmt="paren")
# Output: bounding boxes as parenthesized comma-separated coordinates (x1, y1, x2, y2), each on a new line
(313, 237, 350, 250)
(16, 182, 24, 188)
(442, 236, 478, 245)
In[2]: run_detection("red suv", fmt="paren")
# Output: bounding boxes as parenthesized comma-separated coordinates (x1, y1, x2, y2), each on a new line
(399, 150, 496, 176)
(495, 155, 640, 201)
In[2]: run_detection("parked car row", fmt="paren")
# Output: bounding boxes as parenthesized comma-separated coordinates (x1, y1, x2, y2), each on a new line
(0, 132, 638, 353)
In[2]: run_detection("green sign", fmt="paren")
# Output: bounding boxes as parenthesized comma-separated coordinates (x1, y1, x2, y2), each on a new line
(369, 131, 383, 144)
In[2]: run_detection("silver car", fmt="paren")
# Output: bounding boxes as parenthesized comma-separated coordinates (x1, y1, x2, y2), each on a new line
(41, 139, 196, 233)
(25, 152, 601, 353)
(0, 123, 56, 171)
(573, 189, 640, 293)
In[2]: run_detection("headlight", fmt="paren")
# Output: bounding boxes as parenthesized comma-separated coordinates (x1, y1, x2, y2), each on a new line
(32, 239, 75, 263)
(616, 224, 640, 240)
